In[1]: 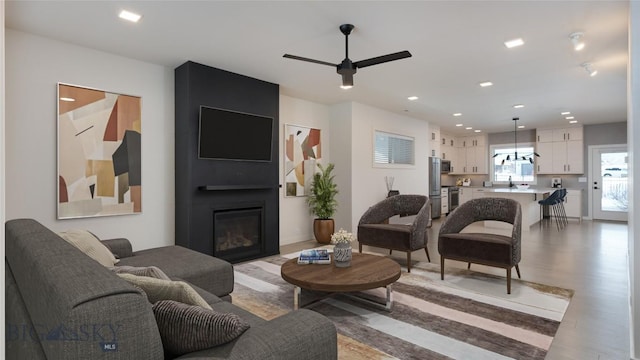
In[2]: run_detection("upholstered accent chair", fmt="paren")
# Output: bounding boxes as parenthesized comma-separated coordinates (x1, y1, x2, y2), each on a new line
(438, 197, 522, 294)
(357, 194, 431, 272)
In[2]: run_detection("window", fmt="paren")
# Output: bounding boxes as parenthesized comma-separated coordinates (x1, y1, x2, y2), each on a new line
(490, 144, 537, 184)
(374, 130, 415, 166)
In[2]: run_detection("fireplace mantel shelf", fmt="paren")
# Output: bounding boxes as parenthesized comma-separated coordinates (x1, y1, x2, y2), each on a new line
(198, 185, 276, 191)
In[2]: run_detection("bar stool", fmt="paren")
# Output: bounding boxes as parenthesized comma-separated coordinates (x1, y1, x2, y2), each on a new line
(556, 188, 568, 227)
(538, 190, 563, 230)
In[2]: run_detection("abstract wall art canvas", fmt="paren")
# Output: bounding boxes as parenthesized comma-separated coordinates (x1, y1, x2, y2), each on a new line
(284, 124, 321, 197)
(57, 83, 142, 219)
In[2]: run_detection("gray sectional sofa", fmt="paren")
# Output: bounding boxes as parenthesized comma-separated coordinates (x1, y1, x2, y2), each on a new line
(5, 218, 337, 359)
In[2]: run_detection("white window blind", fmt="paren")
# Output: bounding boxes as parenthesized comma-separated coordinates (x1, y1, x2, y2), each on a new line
(374, 131, 415, 165)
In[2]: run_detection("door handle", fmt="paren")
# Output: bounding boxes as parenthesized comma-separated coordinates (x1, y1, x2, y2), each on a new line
(594, 187, 599, 190)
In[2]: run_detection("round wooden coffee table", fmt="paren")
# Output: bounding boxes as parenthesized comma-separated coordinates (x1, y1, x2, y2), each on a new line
(281, 252, 401, 310)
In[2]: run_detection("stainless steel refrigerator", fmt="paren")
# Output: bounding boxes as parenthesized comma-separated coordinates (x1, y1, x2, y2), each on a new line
(428, 157, 442, 219)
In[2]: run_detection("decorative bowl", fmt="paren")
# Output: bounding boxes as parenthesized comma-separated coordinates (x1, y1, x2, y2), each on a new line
(516, 184, 530, 190)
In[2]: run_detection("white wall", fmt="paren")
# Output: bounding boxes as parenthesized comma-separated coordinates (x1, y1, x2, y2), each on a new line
(329, 102, 354, 232)
(5, 30, 175, 251)
(1, 0, 7, 352)
(348, 102, 430, 230)
(629, 1, 640, 358)
(278, 95, 331, 245)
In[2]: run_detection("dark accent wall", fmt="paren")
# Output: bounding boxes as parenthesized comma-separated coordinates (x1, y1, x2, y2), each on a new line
(175, 61, 280, 262)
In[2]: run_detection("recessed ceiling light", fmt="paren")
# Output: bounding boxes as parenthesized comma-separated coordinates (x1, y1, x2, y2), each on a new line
(465, 127, 473, 130)
(513, 104, 525, 109)
(504, 38, 524, 48)
(455, 124, 463, 127)
(453, 113, 462, 117)
(474, 130, 482, 133)
(60, 97, 75, 102)
(566, 116, 575, 120)
(408, 96, 419, 101)
(561, 111, 571, 115)
(518, 125, 525, 129)
(569, 120, 578, 124)
(119, 10, 142, 23)
(479, 81, 493, 87)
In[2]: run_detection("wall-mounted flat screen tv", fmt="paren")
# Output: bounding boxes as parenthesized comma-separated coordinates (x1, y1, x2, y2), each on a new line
(198, 106, 274, 162)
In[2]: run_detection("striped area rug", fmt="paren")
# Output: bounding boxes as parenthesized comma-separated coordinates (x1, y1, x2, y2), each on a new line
(232, 252, 573, 360)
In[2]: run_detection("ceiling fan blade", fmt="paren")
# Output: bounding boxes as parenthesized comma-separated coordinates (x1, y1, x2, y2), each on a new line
(354, 51, 412, 69)
(283, 54, 337, 67)
(342, 73, 354, 87)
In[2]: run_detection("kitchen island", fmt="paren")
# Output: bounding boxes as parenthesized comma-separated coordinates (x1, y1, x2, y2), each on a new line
(466, 187, 551, 229)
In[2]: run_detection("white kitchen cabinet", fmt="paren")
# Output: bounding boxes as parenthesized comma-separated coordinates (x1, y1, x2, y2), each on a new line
(552, 127, 582, 142)
(441, 188, 449, 215)
(449, 145, 464, 174)
(536, 126, 583, 174)
(536, 142, 553, 173)
(441, 132, 455, 161)
(458, 187, 473, 205)
(457, 134, 488, 174)
(564, 189, 582, 221)
(430, 125, 441, 158)
(536, 129, 554, 143)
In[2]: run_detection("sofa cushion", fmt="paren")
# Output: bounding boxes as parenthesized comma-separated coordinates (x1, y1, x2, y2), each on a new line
(111, 265, 171, 280)
(57, 229, 119, 267)
(439, 232, 514, 265)
(117, 245, 234, 298)
(152, 300, 250, 355)
(117, 273, 212, 310)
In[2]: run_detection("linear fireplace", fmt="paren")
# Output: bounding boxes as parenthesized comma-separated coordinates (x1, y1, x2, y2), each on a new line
(213, 207, 264, 262)
(174, 61, 280, 264)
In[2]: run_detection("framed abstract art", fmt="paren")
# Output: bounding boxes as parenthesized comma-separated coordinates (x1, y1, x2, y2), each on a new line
(57, 83, 142, 219)
(284, 124, 321, 197)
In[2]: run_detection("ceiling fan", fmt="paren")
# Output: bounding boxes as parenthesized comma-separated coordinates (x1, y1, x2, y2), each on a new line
(283, 24, 412, 88)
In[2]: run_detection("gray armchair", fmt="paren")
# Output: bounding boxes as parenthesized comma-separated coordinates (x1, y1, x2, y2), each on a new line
(357, 194, 431, 272)
(438, 197, 522, 294)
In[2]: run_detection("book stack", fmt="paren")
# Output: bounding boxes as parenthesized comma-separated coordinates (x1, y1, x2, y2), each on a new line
(297, 249, 331, 264)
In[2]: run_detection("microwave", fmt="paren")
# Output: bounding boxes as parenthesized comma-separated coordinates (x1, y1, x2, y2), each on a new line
(441, 160, 451, 173)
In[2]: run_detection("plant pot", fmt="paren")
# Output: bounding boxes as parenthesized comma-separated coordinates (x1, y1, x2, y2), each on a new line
(333, 241, 352, 267)
(313, 219, 334, 244)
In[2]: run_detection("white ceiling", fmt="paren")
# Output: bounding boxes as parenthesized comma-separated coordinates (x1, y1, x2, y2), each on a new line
(5, 1, 629, 135)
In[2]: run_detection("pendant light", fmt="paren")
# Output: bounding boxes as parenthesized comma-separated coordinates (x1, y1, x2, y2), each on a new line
(492, 117, 540, 164)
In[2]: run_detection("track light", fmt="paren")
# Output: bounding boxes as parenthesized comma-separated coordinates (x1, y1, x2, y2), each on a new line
(582, 63, 598, 77)
(569, 32, 585, 51)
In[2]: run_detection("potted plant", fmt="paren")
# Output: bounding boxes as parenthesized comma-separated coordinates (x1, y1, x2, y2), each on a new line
(307, 163, 338, 244)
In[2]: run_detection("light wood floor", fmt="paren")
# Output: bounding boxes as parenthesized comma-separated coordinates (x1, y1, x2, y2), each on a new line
(280, 218, 630, 359)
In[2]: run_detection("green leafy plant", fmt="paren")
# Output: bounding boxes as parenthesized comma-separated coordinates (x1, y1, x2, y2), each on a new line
(307, 163, 338, 219)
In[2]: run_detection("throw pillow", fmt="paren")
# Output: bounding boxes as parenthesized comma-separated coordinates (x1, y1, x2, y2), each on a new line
(110, 265, 171, 280)
(58, 229, 119, 267)
(117, 273, 212, 310)
(152, 300, 250, 355)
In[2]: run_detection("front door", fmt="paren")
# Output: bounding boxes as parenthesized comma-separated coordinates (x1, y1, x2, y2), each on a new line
(591, 146, 628, 221)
